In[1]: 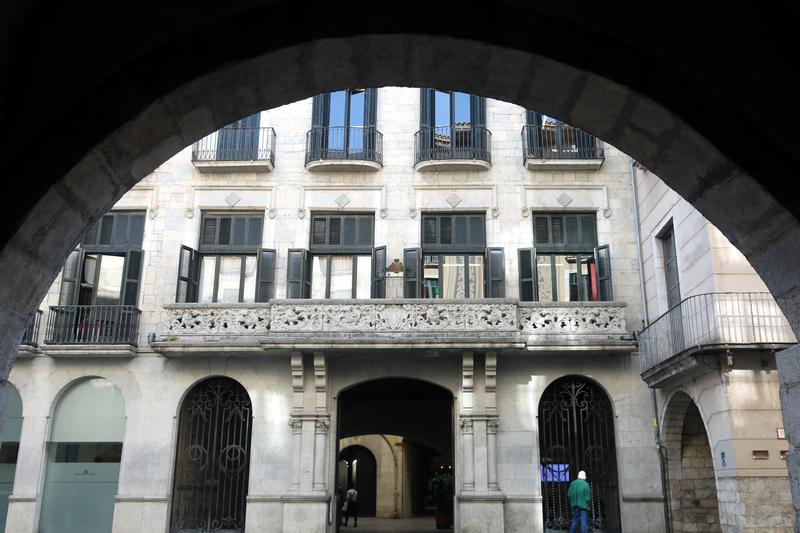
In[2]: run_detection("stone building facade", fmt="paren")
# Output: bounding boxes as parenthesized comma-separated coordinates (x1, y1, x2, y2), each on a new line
(634, 165, 796, 532)
(0, 87, 791, 532)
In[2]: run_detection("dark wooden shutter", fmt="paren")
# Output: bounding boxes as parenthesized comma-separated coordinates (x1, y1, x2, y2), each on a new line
(372, 246, 387, 298)
(122, 249, 143, 306)
(518, 248, 538, 302)
(312, 94, 328, 128)
(364, 89, 378, 159)
(287, 249, 310, 299)
(470, 95, 487, 156)
(255, 248, 276, 302)
(403, 248, 422, 298)
(59, 249, 82, 305)
(176, 245, 199, 303)
(420, 88, 434, 129)
(486, 248, 505, 298)
(594, 245, 613, 301)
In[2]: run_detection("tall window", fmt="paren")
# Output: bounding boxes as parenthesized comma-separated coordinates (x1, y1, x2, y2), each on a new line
(286, 214, 386, 299)
(660, 223, 681, 309)
(0, 383, 21, 533)
(519, 213, 612, 302)
(175, 213, 275, 304)
(404, 213, 504, 298)
(216, 113, 260, 161)
(418, 89, 488, 161)
(310, 89, 378, 159)
(59, 211, 146, 307)
(39, 378, 125, 533)
(524, 111, 599, 159)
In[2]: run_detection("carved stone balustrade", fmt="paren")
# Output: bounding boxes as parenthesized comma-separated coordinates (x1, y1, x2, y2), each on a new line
(155, 299, 633, 356)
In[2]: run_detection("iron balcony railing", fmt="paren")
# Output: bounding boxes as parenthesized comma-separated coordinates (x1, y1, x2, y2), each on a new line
(305, 126, 383, 166)
(45, 305, 141, 346)
(521, 124, 603, 160)
(192, 126, 276, 164)
(639, 292, 796, 374)
(20, 309, 43, 347)
(415, 125, 492, 165)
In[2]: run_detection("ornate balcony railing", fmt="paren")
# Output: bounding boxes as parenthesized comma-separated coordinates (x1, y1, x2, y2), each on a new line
(192, 127, 276, 164)
(157, 300, 629, 352)
(415, 125, 492, 165)
(45, 305, 141, 346)
(521, 124, 603, 160)
(639, 292, 796, 375)
(20, 309, 43, 347)
(305, 126, 383, 165)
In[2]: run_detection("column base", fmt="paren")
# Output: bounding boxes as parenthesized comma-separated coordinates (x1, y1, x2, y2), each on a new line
(458, 493, 506, 533)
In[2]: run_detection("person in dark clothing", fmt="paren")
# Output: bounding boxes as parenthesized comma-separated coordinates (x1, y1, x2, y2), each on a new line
(567, 470, 591, 533)
(343, 486, 359, 527)
(335, 486, 344, 530)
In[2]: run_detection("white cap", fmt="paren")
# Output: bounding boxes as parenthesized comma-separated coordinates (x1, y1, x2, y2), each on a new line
(578, 470, 587, 480)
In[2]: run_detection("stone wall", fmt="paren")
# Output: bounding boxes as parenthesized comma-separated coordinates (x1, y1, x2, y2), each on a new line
(669, 402, 721, 532)
(716, 476, 793, 532)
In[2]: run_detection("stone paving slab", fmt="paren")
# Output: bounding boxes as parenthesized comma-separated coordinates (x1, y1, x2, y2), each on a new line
(339, 517, 446, 533)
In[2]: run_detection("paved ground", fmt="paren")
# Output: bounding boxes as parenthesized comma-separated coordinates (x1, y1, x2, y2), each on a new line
(338, 516, 446, 532)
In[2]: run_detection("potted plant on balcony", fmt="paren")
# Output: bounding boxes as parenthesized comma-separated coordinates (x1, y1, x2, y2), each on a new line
(432, 470, 454, 529)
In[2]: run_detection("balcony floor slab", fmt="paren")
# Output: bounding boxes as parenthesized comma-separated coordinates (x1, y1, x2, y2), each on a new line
(525, 158, 604, 171)
(193, 160, 274, 173)
(305, 159, 381, 172)
(414, 159, 491, 172)
(40, 344, 138, 358)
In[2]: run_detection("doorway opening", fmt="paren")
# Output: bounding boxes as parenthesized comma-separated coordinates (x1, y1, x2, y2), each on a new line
(336, 378, 454, 532)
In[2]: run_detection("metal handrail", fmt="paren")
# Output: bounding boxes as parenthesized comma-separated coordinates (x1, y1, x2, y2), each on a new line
(45, 305, 141, 346)
(521, 124, 603, 161)
(304, 126, 383, 165)
(638, 292, 796, 374)
(192, 126, 276, 164)
(414, 125, 492, 165)
(20, 309, 43, 347)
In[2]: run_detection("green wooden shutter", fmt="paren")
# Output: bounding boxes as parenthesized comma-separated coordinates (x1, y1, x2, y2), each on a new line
(518, 248, 538, 302)
(470, 95, 487, 157)
(486, 248, 505, 298)
(59, 248, 82, 305)
(420, 88, 433, 129)
(403, 247, 422, 298)
(312, 94, 328, 127)
(255, 248, 276, 302)
(176, 245, 199, 303)
(287, 249, 310, 299)
(594, 245, 613, 301)
(122, 249, 143, 306)
(372, 245, 387, 298)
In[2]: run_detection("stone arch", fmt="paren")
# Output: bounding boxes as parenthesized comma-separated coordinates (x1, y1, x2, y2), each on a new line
(661, 391, 722, 533)
(338, 444, 378, 517)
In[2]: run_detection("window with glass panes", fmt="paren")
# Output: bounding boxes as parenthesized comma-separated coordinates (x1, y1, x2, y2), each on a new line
(174, 215, 275, 304)
(310, 89, 377, 157)
(308, 214, 374, 299)
(403, 213, 504, 299)
(59, 211, 146, 307)
(518, 213, 612, 302)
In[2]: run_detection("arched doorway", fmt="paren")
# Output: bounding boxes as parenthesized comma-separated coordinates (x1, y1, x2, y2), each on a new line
(0, 382, 21, 532)
(39, 378, 125, 533)
(538, 376, 620, 532)
(337, 378, 454, 529)
(338, 445, 378, 517)
(661, 392, 721, 532)
(169, 377, 253, 533)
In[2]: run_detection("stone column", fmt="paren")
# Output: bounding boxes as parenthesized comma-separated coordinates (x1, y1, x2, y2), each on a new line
(460, 417, 475, 491)
(777, 345, 800, 529)
(289, 417, 303, 491)
(487, 418, 499, 491)
(312, 417, 329, 492)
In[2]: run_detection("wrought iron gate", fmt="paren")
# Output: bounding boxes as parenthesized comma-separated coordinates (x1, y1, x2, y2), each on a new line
(170, 377, 253, 532)
(538, 377, 620, 532)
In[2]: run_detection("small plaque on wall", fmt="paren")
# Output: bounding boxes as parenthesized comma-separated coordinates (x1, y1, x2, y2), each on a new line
(777, 427, 786, 439)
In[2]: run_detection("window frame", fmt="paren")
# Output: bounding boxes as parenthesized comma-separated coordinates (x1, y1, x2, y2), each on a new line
(194, 212, 264, 303)
(530, 211, 604, 302)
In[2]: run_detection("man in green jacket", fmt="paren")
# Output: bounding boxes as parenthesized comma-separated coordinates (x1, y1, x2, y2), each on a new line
(567, 470, 591, 533)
